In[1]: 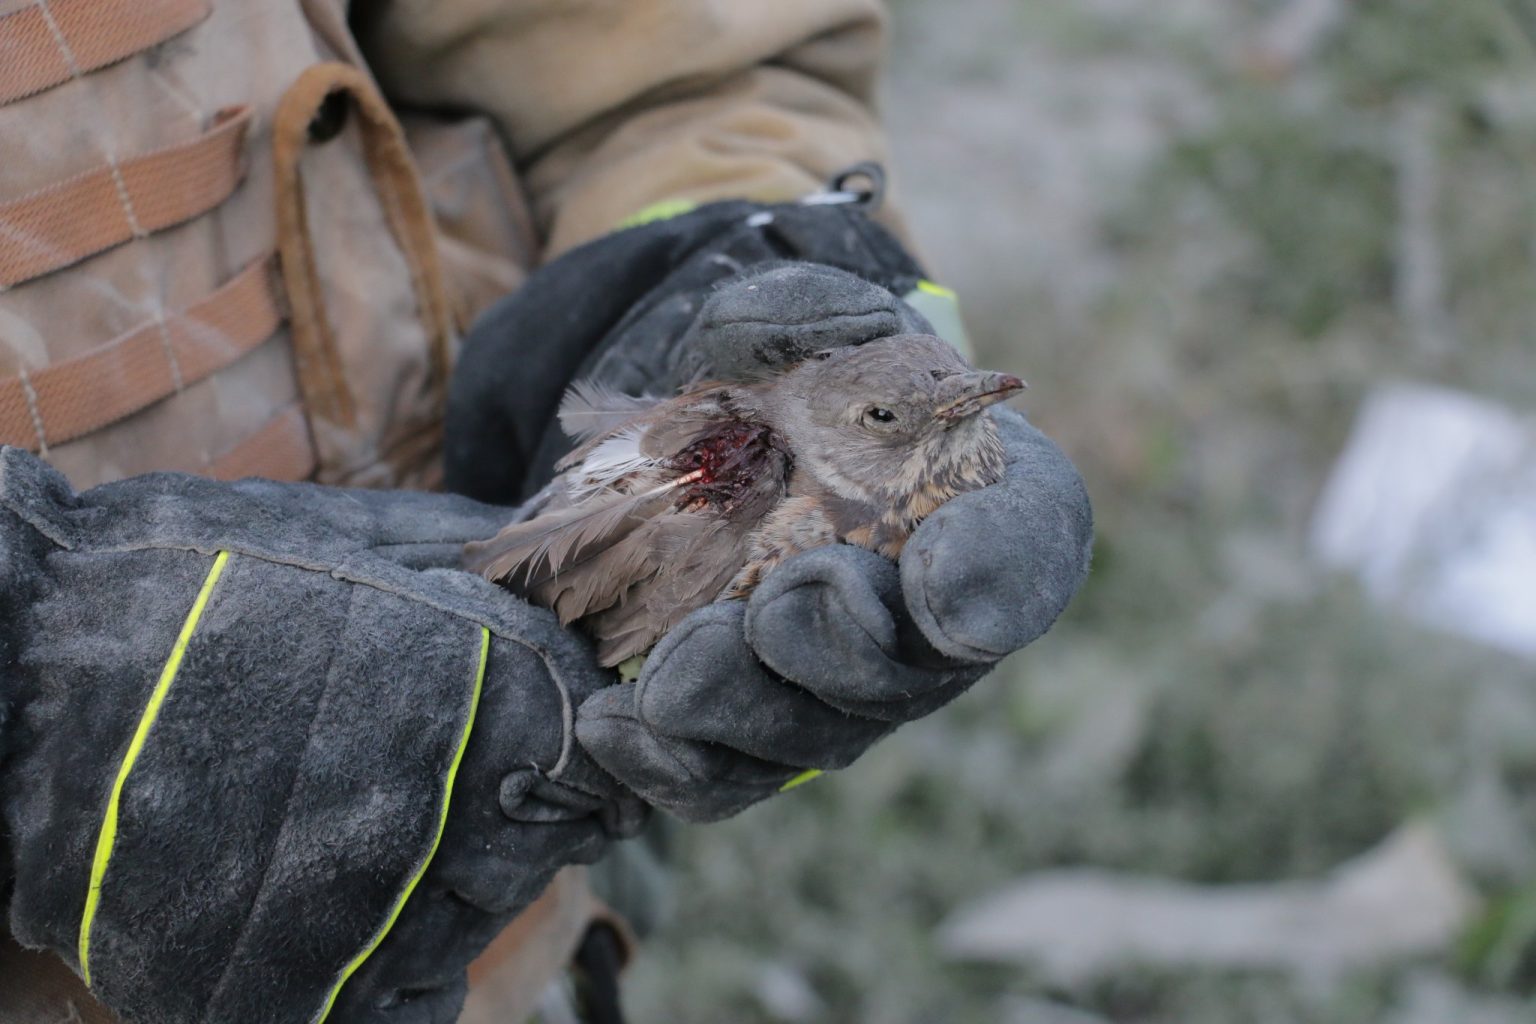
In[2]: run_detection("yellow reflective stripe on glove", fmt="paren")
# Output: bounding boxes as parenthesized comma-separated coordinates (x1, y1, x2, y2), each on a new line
(79, 550, 232, 986)
(314, 626, 491, 1023)
(779, 769, 824, 793)
(616, 198, 699, 230)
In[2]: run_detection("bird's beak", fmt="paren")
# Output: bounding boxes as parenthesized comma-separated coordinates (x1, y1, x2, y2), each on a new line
(934, 371, 1027, 421)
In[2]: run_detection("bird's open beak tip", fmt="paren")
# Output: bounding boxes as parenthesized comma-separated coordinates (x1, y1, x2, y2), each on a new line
(972, 373, 1027, 409)
(935, 372, 1029, 419)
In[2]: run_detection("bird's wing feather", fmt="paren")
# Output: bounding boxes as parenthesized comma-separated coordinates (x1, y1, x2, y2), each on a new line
(578, 447, 794, 664)
(566, 427, 657, 500)
(585, 515, 751, 665)
(558, 380, 662, 442)
(554, 384, 740, 473)
(464, 474, 678, 588)
(472, 382, 791, 666)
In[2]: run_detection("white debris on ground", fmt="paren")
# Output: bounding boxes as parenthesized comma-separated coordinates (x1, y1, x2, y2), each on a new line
(1311, 384, 1536, 660)
(1386, 970, 1535, 1024)
(753, 962, 825, 1023)
(938, 823, 1475, 985)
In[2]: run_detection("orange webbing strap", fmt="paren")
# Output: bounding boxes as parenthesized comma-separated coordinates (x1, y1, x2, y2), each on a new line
(0, 256, 283, 453)
(0, 0, 211, 107)
(0, 104, 251, 288)
(206, 403, 317, 482)
(272, 63, 455, 433)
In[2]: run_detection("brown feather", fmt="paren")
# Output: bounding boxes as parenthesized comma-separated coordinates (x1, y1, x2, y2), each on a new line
(556, 443, 791, 664)
(464, 477, 681, 590)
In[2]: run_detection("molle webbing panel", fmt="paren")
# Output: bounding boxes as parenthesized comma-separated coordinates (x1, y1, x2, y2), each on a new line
(0, 258, 283, 453)
(0, 0, 210, 107)
(0, 105, 252, 289)
(205, 403, 317, 483)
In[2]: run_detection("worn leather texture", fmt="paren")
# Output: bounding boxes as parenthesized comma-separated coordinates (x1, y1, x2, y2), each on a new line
(0, 448, 644, 1024)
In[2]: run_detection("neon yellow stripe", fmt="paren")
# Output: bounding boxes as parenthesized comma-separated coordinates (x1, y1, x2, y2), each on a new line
(78, 550, 231, 985)
(313, 626, 490, 1024)
(915, 278, 957, 299)
(615, 197, 697, 229)
(779, 768, 824, 793)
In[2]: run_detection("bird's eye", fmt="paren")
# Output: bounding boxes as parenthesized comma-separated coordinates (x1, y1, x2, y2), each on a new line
(865, 407, 897, 424)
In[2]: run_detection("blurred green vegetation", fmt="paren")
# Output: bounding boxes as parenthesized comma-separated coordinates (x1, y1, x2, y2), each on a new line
(625, 1, 1536, 1020)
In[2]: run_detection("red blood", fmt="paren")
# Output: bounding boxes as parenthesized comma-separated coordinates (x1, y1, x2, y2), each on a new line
(669, 423, 783, 512)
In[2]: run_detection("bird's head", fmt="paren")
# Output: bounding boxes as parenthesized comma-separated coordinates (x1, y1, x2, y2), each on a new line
(761, 334, 1024, 508)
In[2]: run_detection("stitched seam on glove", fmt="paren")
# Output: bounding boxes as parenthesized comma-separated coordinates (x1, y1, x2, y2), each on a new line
(708, 310, 895, 329)
(0, 489, 75, 551)
(16, 534, 581, 776)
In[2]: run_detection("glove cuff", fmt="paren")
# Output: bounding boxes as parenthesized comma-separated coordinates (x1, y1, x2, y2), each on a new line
(0, 451, 632, 1024)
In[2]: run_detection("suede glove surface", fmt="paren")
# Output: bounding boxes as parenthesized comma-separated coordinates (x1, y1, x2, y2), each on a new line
(445, 189, 1095, 822)
(0, 449, 644, 1024)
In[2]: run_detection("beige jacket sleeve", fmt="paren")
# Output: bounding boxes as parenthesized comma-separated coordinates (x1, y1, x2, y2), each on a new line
(351, 0, 902, 258)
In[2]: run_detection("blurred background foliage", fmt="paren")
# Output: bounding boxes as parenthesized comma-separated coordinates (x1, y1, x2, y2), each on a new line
(624, 1, 1536, 1020)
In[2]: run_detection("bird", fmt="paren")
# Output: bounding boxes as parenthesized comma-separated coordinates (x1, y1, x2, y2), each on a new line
(464, 333, 1025, 667)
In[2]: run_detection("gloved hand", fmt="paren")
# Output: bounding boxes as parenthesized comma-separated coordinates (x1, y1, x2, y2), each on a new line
(0, 449, 644, 1024)
(446, 175, 1094, 822)
(445, 168, 930, 502)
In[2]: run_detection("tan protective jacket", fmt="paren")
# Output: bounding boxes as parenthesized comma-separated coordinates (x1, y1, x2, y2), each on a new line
(0, 0, 895, 491)
(0, 0, 894, 1019)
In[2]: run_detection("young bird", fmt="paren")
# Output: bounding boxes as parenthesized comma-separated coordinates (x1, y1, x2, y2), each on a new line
(464, 334, 1025, 667)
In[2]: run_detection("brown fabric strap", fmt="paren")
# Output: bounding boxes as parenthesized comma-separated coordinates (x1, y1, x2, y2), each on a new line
(0, 104, 251, 288)
(206, 403, 316, 482)
(0, 256, 282, 452)
(460, 866, 634, 1024)
(0, 931, 119, 1024)
(272, 62, 454, 433)
(0, 0, 211, 107)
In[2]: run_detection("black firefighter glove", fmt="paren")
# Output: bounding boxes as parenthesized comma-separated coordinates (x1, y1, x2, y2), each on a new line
(0, 450, 644, 1024)
(446, 173, 1095, 822)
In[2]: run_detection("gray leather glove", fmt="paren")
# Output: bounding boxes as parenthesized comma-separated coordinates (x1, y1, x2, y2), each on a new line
(446, 192, 1092, 822)
(573, 263, 1094, 821)
(0, 449, 643, 1024)
(577, 400, 1090, 821)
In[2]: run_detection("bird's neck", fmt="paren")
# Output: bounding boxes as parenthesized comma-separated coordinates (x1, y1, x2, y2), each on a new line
(795, 471, 966, 560)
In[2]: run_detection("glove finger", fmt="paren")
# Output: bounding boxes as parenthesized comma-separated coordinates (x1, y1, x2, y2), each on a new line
(821, 667, 987, 723)
(575, 684, 799, 823)
(682, 262, 930, 380)
(901, 407, 1093, 662)
(745, 545, 969, 714)
(632, 602, 894, 768)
